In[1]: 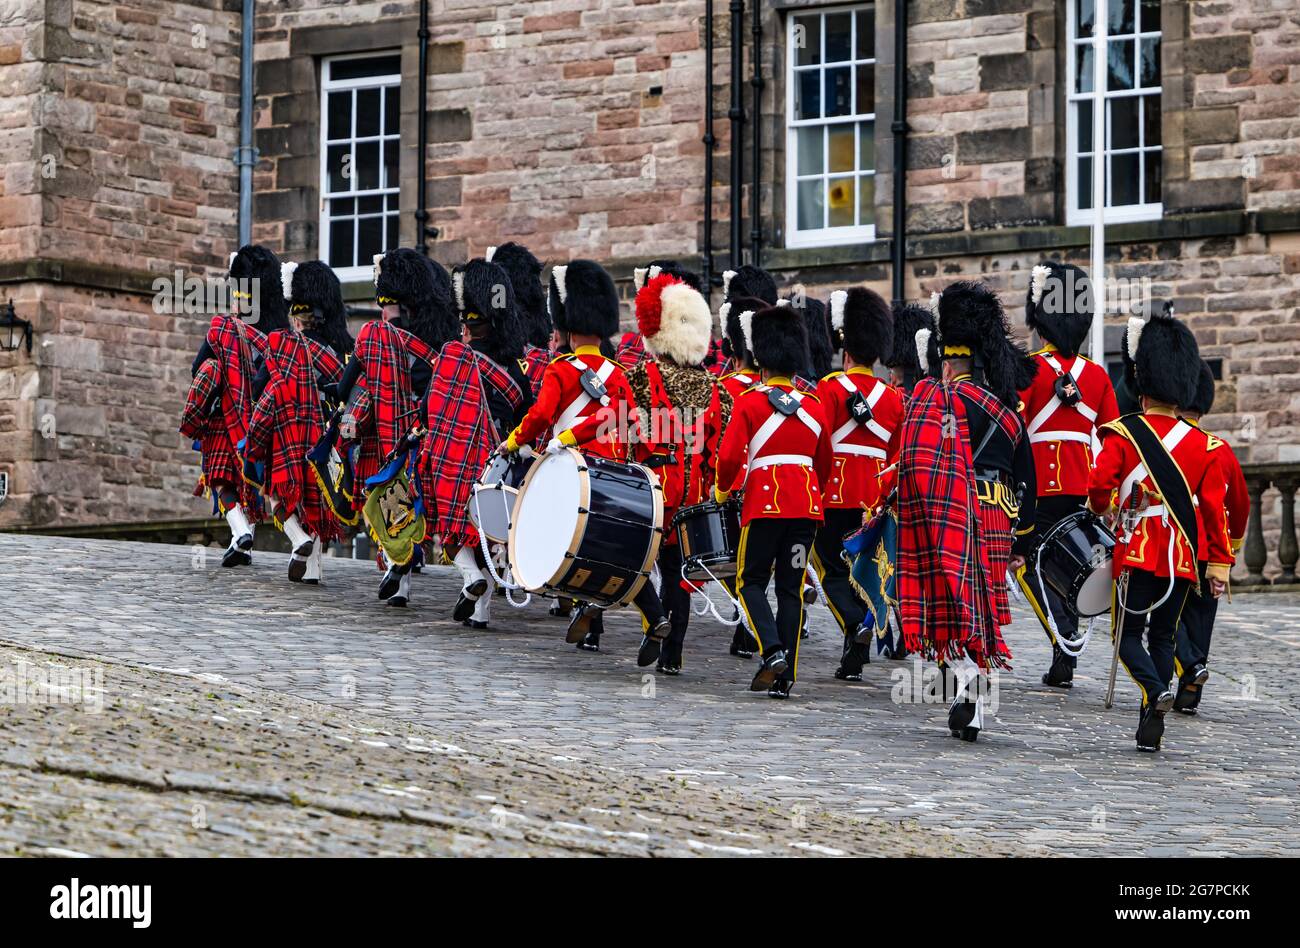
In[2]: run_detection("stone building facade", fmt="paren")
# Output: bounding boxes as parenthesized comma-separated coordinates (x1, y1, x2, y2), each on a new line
(1, 0, 1297, 546)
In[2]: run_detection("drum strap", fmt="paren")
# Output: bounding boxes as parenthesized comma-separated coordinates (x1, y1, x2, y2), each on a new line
(1027, 354, 1099, 454)
(831, 375, 892, 455)
(555, 358, 617, 434)
(1116, 416, 1199, 577)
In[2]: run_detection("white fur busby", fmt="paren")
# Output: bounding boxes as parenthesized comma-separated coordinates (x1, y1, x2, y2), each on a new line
(634, 272, 713, 366)
(548, 259, 620, 339)
(1025, 259, 1094, 356)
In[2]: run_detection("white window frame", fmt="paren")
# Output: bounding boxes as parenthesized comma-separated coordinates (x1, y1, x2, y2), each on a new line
(784, 4, 877, 249)
(319, 51, 403, 284)
(1065, 0, 1163, 226)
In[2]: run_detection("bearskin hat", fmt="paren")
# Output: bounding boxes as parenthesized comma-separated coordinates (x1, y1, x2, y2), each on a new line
(829, 287, 893, 368)
(453, 258, 526, 365)
(927, 280, 1037, 408)
(886, 302, 935, 387)
(749, 303, 809, 377)
(1026, 260, 1094, 356)
(281, 260, 353, 355)
(634, 272, 713, 366)
(1127, 303, 1200, 409)
(722, 264, 778, 306)
(229, 245, 290, 332)
(780, 293, 833, 380)
(634, 259, 704, 295)
(373, 248, 458, 350)
(1190, 359, 1216, 416)
(720, 295, 768, 366)
(548, 259, 620, 339)
(487, 242, 551, 349)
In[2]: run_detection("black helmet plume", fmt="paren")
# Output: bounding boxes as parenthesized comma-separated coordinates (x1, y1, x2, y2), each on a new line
(229, 244, 290, 333)
(453, 259, 526, 365)
(488, 242, 551, 348)
(285, 260, 352, 355)
(931, 280, 1037, 408)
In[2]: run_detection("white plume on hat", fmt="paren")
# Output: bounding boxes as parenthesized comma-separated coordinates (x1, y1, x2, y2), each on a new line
(228, 251, 238, 272)
(829, 289, 848, 332)
(552, 265, 569, 302)
(915, 327, 932, 375)
(372, 253, 384, 287)
(280, 261, 298, 301)
(928, 291, 942, 321)
(1030, 264, 1051, 305)
(738, 308, 756, 355)
(776, 298, 790, 307)
(718, 301, 731, 325)
(722, 270, 737, 297)
(1126, 315, 1146, 360)
(485, 245, 498, 262)
(453, 270, 465, 314)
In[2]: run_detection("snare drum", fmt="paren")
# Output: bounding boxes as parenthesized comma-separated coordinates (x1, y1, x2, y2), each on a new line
(672, 498, 742, 582)
(1034, 510, 1116, 618)
(470, 451, 536, 544)
(508, 448, 664, 607)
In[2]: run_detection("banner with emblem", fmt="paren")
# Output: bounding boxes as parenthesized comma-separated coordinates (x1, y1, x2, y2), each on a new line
(361, 431, 426, 567)
(845, 502, 899, 655)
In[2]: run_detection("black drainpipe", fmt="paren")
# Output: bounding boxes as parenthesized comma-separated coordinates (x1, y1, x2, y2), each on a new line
(415, 0, 432, 255)
(728, 0, 744, 269)
(702, 0, 717, 290)
(749, 2, 763, 266)
(891, 0, 909, 305)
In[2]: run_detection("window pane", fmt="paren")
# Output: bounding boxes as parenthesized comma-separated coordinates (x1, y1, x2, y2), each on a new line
(358, 215, 384, 264)
(828, 123, 855, 173)
(797, 126, 824, 175)
(825, 13, 852, 63)
(828, 177, 855, 227)
(1139, 38, 1160, 88)
(797, 70, 821, 119)
(794, 15, 820, 66)
(856, 63, 875, 114)
(1077, 0, 1095, 38)
(1075, 44, 1094, 93)
(386, 193, 399, 213)
(358, 195, 383, 215)
(383, 139, 399, 189)
(326, 144, 350, 193)
(1078, 99, 1093, 153)
(1078, 156, 1093, 210)
(1109, 39, 1134, 90)
(386, 213, 399, 251)
(1111, 152, 1140, 206)
(1143, 150, 1161, 204)
(1110, 0, 1135, 35)
(825, 67, 852, 117)
(330, 197, 355, 218)
(1140, 0, 1161, 32)
(858, 174, 876, 227)
(383, 87, 399, 135)
(797, 179, 825, 231)
(327, 91, 352, 141)
(1143, 94, 1161, 148)
(330, 55, 401, 82)
(859, 122, 875, 171)
(855, 9, 874, 59)
(355, 140, 380, 191)
(356, 89, 381, 138)
(1109, 96, 1139, 150)
(329, 217, 355, 268)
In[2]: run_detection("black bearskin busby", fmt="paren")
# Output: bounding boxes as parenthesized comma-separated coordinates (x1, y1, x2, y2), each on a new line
(927, 281, 1037, 408)
(1189, 359, 1216, 416)
(453, 258, 526, 365)
(229, 244, 290, 332)
(829, 287, 893, 368)
(283, 260, 353, 355)
(722, 264, 778, 306)
(548, 259, 620, 340)
(886, 302, 935, 390)
(1026, 260, 1093, 357)
(1127, 303, 1201, 409)
(373, 248, 458, 350)
(747, 304, 808, 377)
(487, 242, 551, 349)
(720, 295, 768, 366)
(783, 294, 833, 380)
(634, 259, 704, 295)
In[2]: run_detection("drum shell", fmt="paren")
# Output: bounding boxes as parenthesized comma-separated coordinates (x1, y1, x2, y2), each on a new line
(1036, 511, 1116, 618)
(672, 499, 742, 582)
(470, 453, 536, 545)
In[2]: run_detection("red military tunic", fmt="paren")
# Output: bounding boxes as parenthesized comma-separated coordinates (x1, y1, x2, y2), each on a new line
(1088, 409, 1233, 584)
(507, 345, 634, 460)
(1192, 422, 1250, 565)
(815, 367, 904, 512)
(716, 377, 833, 525)
(1018, 345, 1119, 497)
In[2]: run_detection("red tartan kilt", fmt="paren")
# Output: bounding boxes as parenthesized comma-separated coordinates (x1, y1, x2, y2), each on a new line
(199, 427, 241, 491)
(977, 500, 1013, 626)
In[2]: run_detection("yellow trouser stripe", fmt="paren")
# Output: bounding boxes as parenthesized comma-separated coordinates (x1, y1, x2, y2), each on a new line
(1014, 564, 1059, 646)
(734, 525, 766, 656)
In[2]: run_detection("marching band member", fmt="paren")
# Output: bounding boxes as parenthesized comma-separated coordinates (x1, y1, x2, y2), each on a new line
(1088, 308, 1232, 752)
(242, 261, 350, 585)
(791, 293, 835, 383)
(715, 304, 833, 698)
(1014, 261, 1120, 688)
(814, 287, 902, 681)
(486, 242, 552, 397)
(618, 260, 704, 370)
(625, 271, 729, 673)
(898, 282, 1037, 742)
(884, 302, 934, 395)
(1173, 360, 1249, 713)
(502, 260, 672, 657)
(721, 264, 778, 308)
(180, 245, 287, 567)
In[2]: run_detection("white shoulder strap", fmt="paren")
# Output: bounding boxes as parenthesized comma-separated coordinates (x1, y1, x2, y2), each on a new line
(1120, 420, 1193, 502)
(555, 358, 616, 433)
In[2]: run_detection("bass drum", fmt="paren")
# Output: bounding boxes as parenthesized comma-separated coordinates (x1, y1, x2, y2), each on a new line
(1035, 510, 1116, 618)
(509, 448, 664, 607)
(672, 498, 742, 582)
(470, 451, 536, 545)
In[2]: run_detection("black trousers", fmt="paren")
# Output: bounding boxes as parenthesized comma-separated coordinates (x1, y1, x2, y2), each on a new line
(811, 507, 866, 638)
(737, 517, 817, 683)
(659, 542, 692, 648)
(1115, 570, 1192, 707)
(1175, 560, 1218, 679)
(1024, 494, 1085, 668)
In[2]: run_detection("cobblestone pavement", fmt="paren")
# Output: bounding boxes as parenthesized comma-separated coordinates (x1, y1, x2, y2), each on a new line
(2, 534, 1297, 856)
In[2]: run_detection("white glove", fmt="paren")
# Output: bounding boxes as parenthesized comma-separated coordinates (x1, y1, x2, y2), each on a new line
(545, 437, 566, 456)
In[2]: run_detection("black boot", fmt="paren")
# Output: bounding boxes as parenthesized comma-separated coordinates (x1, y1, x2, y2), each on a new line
(377, 567, 402, 600)
(1042, 647, 1074, 688)
(834, 637, 869, 682)
(948, 696, 978, 740)
(637, 619, 670, 668)
(657, 638, 683, 676)
(749, 649, 789, 692)
(729, 625, 755, 658)
(452, 576, 488, 622)
(576, 609, 604, 652)
(767, 679, 792, 699)
(1174, 665, 1208, 714)
(1136, 691, 1174, 752)
(566, 606, 596, 644)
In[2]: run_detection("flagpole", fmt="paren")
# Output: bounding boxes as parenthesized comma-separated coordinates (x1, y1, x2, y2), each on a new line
(1090, 0, 1108, 361)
